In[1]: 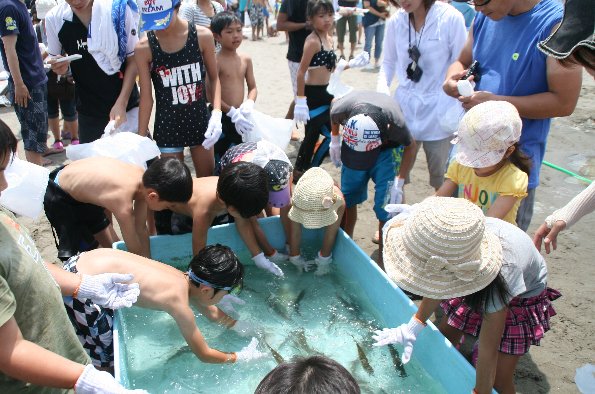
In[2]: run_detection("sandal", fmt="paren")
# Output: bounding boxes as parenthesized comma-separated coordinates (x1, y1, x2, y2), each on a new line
(371, 230, 380, 244)
(349, 54, 354, 61)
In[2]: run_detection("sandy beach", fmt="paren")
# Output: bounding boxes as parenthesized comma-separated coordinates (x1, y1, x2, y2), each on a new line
(2, 26, 594, 393)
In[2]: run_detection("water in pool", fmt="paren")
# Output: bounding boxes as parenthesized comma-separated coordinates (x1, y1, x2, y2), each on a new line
(118, 257, 446, 393)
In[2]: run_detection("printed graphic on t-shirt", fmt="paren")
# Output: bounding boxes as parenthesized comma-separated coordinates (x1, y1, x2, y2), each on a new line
(5, 16, 17, 31)
(155, 62, 204, 105)
(457, 183, 498, 213)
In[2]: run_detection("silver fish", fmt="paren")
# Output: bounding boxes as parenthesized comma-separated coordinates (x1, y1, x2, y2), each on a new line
(264, 340, 285, 364)
(293, 289, 306, 315)
(388, 344, 407, 378)
(355, 340, 374, 376)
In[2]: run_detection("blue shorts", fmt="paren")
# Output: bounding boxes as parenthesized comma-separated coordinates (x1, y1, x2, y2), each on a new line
(8, 81, 48, 153)
(158, 145, 199, 154)
(341, 147, 403, 222)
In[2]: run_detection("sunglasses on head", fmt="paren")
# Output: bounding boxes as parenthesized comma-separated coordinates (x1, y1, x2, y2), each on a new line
(187, 270, 242, 295)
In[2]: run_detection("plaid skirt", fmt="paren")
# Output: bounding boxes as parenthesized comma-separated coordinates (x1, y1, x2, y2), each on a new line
(440, 287, 561, 355)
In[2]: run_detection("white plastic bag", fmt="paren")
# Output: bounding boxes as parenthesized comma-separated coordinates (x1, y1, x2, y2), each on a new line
(0, 155, 49, 219)
(245, 110, 293, 151)
(575, 364, 595, 394)
(440, 101, 466, 134)
(66, 132, 161, 169)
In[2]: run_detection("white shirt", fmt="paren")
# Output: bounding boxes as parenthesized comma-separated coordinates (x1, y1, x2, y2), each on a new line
(381, 2, 466, 141)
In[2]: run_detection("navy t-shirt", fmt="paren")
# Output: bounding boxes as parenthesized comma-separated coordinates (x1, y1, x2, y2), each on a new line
(279, 0, 309, 62)
(0, 0, 46, 89)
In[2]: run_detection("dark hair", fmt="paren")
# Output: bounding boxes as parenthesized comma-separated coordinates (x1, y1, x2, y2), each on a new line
(559, 46, 595, 72)
(142, 157, 193, 203)
(255, 355, 360, 394)
(463, 272, 510, 313)
(211, 11, 242, 35)
(217, 161, 268, 218)
(188, 244, 244, 294)
(0, 119, 17, 166)
(508, 143, 532, 176)
(306, 0, 334, 19)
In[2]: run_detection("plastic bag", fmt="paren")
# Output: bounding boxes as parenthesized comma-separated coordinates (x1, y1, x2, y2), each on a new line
(327, 64, 353, 99)
(66, 132, 161, 169)
(440, 101, 466, 134)
(0, 155, 49, 219)
(575, 364, 595, 394)
(245, 110, 293, 151)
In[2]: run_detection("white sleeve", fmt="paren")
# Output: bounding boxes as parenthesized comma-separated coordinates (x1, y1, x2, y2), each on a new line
(125, 6, 139, 56)
(44, 10, 63, 56)
(380, 16, 397, 87)
(448, 10, 467, 65)
(546, 182, 595, 229)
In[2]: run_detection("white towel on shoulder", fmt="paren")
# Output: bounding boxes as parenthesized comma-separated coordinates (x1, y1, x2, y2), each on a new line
(88, 0, 122, 75)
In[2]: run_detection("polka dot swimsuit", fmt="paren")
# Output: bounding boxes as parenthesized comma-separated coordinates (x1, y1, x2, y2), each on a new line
(309, 32, 337, 72)
(148, 23, 209, 147)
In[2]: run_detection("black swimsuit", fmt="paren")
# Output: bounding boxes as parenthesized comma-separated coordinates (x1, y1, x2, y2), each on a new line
(309, 32, 337, 71)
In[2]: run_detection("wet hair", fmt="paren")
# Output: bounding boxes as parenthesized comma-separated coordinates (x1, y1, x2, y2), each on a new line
(307, 0, 334, 19)
(211, 11, 242, 35)
(0, 119, 17, 166)
(217, 161, 268, 218)
(559, 47, 595, 72)
(463, 272, 510, 313)
(255, 355, 360, 394)
(507, 143, 532, 176)
(142, 157, 193, 203)
(188, 244, 244, 294)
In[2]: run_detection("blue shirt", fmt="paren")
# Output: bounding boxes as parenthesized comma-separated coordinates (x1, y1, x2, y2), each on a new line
(472, 0, 562, 189)
(0, 0, 46, 89)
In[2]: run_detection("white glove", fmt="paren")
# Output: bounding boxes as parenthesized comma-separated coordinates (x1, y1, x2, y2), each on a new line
(348, 52, 370, 68)
(202, 109, 223, 150)
(75, 364, 148, 393)
(252, 252, 284, 277)
(239, 99, 255, 117)
(77, 274, 140, 310)
(314, 252, 332, 276)
(372, 315, 426, 364)
(289, 254, 316, 272)
(268, 250, 289, 263)
(389, 177, 405, 205)
(231, 319, 258, 337)
(329, 134, 342, 167)
(335, 58, 348, 73)
(235, 337, 268, 362)
(384, 203, 417, 220)
(227, 106, 254, 137)
(293, 96, 310, 124)
(217, 294, 246, 316)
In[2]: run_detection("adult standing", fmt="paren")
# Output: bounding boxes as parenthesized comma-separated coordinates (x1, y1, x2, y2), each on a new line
(180, 0, 225, 28)
(443, 0, 583, 231)
(362, 0, 389, 69)
(378, 0, 466, 192)
(45, 0, 140, 143)
(277, 0, 310, 120)
(335, 0, 358, 60)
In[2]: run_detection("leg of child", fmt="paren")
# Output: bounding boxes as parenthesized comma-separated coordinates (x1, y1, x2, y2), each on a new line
(494, 354, 520, 394)
(93, 226, 118, 248)
(289, 220, 302, 256)
(189, 145, 215, 178)
(320, 202, 345, 257)
(342, 205, 357, 238)
(438, 316, 465, 347)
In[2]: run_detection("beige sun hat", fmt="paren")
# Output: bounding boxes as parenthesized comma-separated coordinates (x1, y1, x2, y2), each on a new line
(383, 197, 503, 299)
(288, 167, 341, 229)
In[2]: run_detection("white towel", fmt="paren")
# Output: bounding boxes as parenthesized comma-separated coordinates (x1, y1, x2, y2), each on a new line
(87, 0, 122, 75)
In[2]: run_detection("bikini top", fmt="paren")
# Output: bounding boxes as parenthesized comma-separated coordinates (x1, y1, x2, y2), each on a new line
(309, 32, 337, 71)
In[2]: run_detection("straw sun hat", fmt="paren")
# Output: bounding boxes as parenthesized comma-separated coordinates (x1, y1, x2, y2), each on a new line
(289, 167, 341, 229)
(383, 197, 503, 299)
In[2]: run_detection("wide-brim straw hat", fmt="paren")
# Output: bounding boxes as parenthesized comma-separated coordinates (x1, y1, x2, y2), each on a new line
(289, 167, 340, 229)
(383, 197, 503, 299)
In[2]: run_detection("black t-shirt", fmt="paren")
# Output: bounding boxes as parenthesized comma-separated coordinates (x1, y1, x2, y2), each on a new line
(279, 0, 309, 62)
(338, 0, 358, 6)
(45, 3, 139, 118)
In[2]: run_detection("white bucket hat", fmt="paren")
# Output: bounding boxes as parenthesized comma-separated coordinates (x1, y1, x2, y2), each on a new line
(452, 101, 522, 169)
(288, 167, 341, 229)
(383, 197, 503, 299)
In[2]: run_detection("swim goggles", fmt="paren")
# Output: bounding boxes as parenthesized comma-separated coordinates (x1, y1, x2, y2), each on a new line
(187, 269, 242, 295)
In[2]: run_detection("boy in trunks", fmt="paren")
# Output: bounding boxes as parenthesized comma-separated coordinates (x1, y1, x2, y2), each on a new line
(62, 245, 267, 368)
(157, 161, 286, 277)
(43, 156, 193, 260)
(135, 0, 222, 178)
(211, 12, 257, 164)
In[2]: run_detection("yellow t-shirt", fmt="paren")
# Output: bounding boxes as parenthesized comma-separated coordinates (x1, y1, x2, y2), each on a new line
(446, 161, 528, 225)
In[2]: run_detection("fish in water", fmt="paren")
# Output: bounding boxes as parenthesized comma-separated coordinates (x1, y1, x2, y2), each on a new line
(264, 340, 285, 364)
(354, 339, 374, 375)
(292, 328, 316, 354)
(336, 294, 361, 316)
(293, 289, 306, 315)
(267, 297, 292, 321)
(388, 344, 407, 378)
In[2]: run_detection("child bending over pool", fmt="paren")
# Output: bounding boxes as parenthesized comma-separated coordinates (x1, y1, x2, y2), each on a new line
(288, 167, 345, 274)
(61, 245, 267, 368)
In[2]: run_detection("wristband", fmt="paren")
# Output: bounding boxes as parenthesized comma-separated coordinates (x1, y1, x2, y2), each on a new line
(413, 314, 427, 326)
